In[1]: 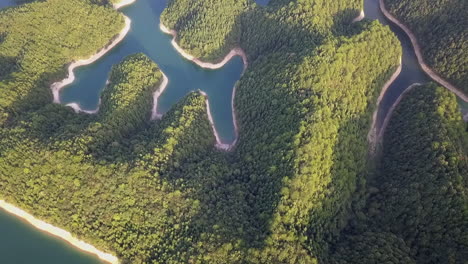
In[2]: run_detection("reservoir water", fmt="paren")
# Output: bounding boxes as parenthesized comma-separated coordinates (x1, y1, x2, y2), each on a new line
(0, 210, 102, 264)
(60, 0, 244, 145)
(0, 0, 466, 263)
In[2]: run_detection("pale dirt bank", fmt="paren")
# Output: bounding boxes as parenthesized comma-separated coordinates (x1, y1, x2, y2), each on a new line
(376, 82, 421, 144)
(352, 10, 365, 23)
(159, 22, 248, 72)
(151, 72, 169, 120)
(51, 2, 134, 113)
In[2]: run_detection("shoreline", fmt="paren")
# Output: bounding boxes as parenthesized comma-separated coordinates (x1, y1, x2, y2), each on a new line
(368, 59, 402, 153)
(377, 83, 421, 144)
(0, 200, 119, 264)
(7, 1, 138, 263)
(157, 21, 247, 150)
(352, 10, 365, 23)
(112, 0, 135, 9)
(50, 2, 134, 113)
(379, 0, 468, 102)
(151, 72, 169, 120)
(159, 22, 248, 72)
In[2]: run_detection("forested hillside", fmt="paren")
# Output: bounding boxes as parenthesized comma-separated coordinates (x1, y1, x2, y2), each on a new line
(235, 22, 399, 263)
(0, 53, 221, 263)
(384, 0, 468, 94)
(7, 0, 459, 263)
(332, 83, 468, 263)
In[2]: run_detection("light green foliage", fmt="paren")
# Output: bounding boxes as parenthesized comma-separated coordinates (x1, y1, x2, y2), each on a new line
(0, 53, 216, 263)
(385, 0, 468, 93)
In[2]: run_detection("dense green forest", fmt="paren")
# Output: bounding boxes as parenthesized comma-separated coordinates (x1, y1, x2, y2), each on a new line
(384, 0, 468, 94)
(331, 83, 468, 263)
(3, 0, 466, 263)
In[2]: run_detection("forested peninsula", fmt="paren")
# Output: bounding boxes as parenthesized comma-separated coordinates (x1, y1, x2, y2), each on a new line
(1, 0, 466, 263)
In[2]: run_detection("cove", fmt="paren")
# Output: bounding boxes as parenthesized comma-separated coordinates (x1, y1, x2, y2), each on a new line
(58, 0, 244, 145)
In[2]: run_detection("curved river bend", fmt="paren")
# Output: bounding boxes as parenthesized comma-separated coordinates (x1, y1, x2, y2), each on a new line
(0, 0, 465, 263)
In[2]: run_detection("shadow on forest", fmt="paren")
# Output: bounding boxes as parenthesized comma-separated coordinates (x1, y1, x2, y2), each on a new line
(239, 7, 325, 62)
(331, 8, 373, 38)
(0, 55, 18, 80)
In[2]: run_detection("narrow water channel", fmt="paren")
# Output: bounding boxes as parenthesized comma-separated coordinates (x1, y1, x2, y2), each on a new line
(363, 0, 429, 136)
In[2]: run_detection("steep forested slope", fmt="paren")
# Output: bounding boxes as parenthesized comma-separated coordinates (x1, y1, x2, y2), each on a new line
(332, 83, 468, 264)
(384, 0, 468, 94)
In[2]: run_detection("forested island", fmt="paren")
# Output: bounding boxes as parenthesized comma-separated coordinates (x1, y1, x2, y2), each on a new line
(0, 0, 467, 263)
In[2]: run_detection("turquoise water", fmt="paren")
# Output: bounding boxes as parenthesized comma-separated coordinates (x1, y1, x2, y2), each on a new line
(363, 0, 428, 134)
(0, 208, 102, 264)
(60, 0, 243, 144)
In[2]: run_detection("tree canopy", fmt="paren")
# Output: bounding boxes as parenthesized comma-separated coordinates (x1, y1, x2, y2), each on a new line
(4, 0, 465, 263)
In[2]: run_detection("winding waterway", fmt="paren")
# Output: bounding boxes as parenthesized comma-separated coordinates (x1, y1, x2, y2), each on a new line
(363, 0, 429, 137)
(0, 0, 466, 263)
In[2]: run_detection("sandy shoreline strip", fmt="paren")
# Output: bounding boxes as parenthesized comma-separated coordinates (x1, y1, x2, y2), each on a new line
(368, 59, 402, 152)
(0, 200, 119, 264)
(159, 22, 248, 72)
(50, 0, 135, 113)
(113, 0, 135, 9)
(379, 0, 468, 102)
(158, 21, 248, 150)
